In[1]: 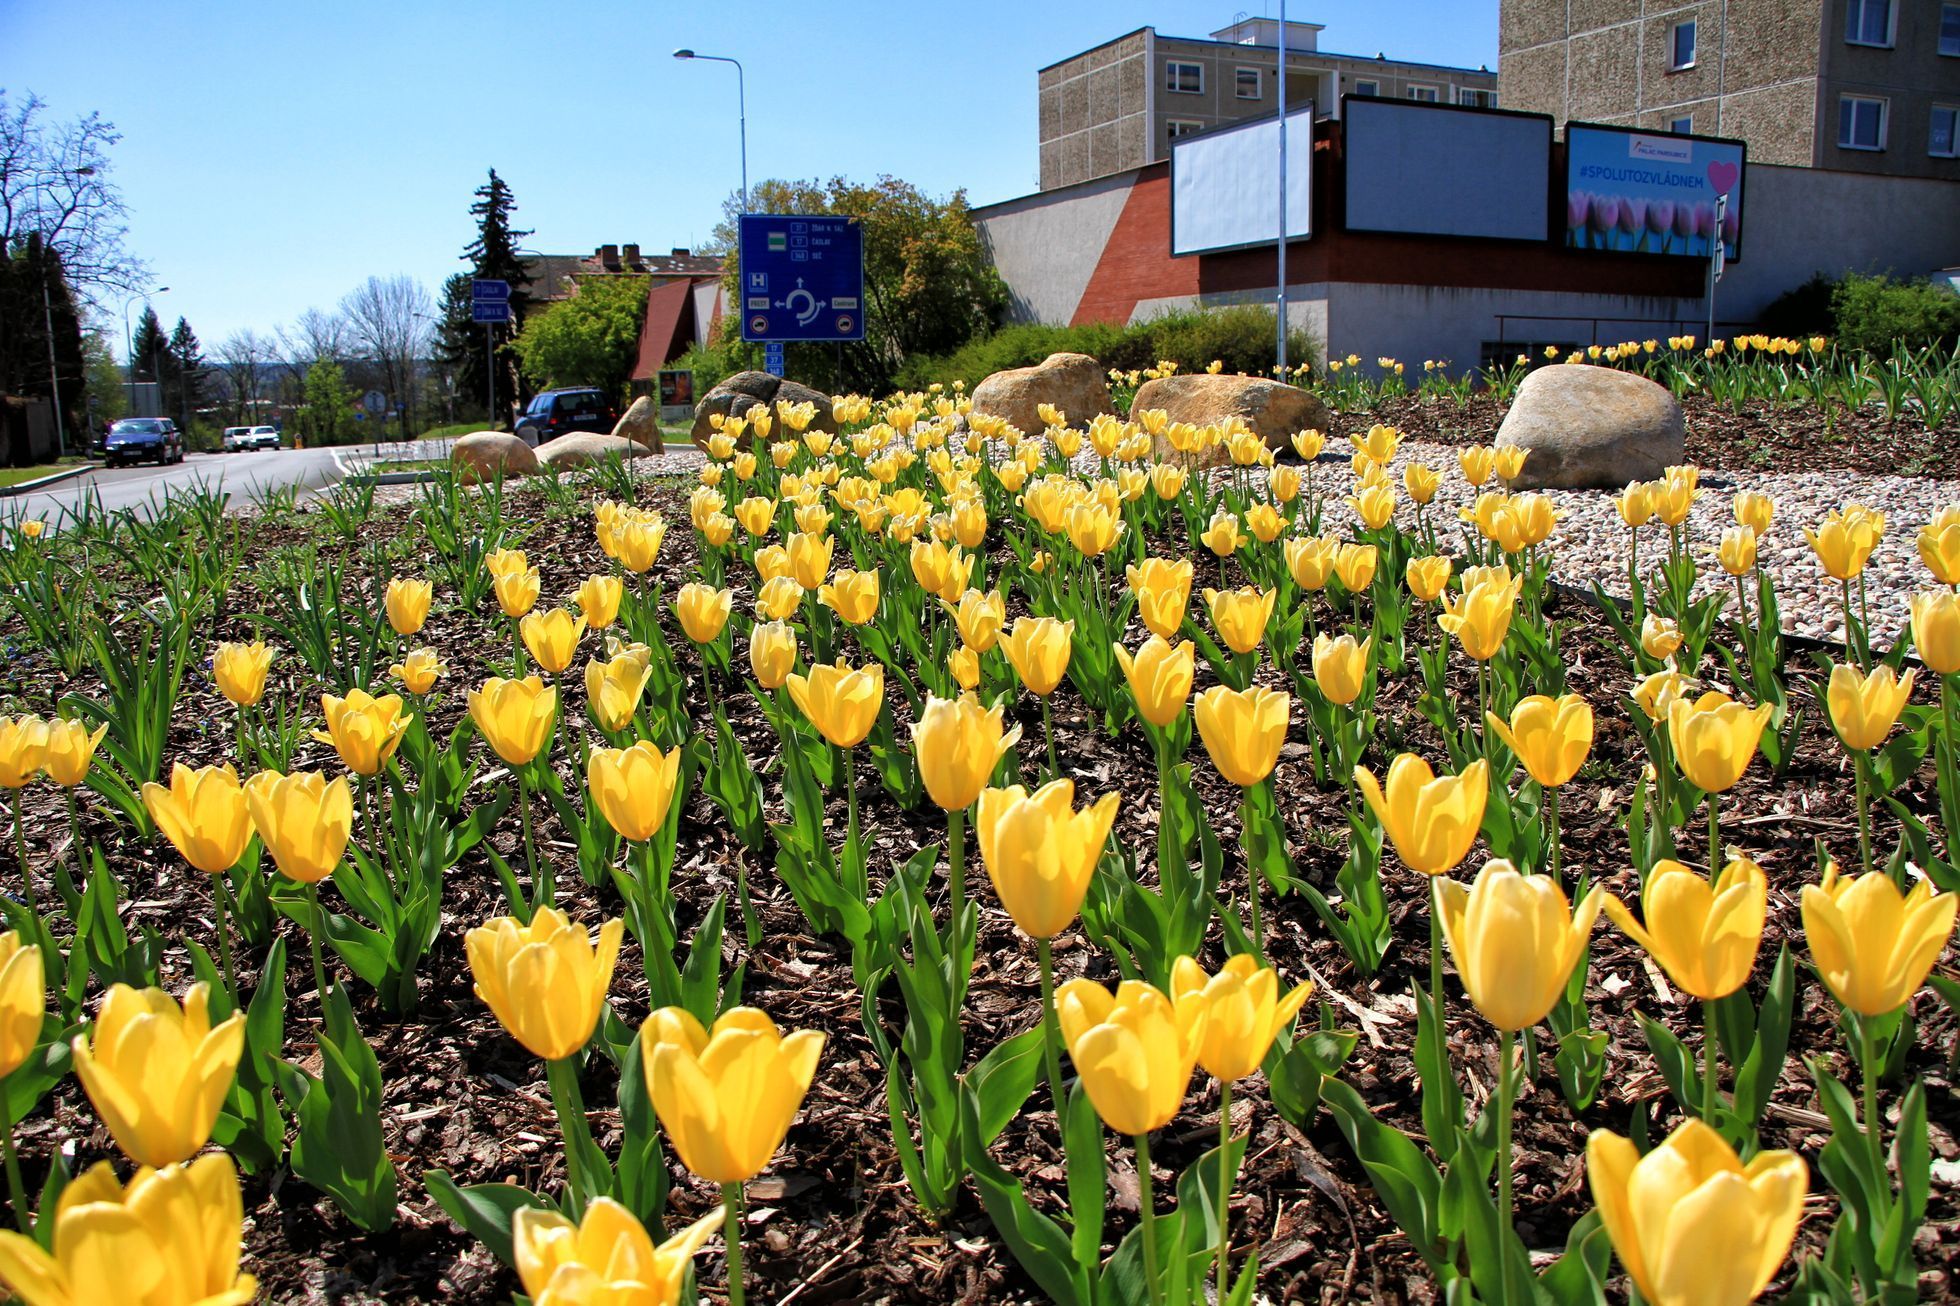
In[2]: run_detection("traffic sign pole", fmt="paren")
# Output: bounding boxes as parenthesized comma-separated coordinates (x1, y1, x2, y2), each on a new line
(486, 324, 496, 430)
(471, 281, 513, 428)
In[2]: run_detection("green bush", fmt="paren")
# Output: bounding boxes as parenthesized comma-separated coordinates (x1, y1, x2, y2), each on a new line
(1829, 273, 1960, 355)
(1758, 273, 1836, 339)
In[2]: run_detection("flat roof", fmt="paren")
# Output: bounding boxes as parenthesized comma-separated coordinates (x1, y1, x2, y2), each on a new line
(1040, 25, 1490, 77)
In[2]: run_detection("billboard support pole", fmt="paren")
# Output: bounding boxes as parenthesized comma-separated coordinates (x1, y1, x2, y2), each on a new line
(1275, 0, 1288, 379)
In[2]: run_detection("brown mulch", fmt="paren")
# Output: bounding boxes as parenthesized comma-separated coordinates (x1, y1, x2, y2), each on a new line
(0, 466, 1954, 1304)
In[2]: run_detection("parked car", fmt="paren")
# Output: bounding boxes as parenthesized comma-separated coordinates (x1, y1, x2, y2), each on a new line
(514, 388, 618, 446)
(102, 418, 184, 467)
(224, 425, 280, 452)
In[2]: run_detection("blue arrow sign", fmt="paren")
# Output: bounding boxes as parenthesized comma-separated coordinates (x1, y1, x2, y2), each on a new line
(472, 301, 512, 323)
(738, 214, 865, 343)
(472, 278, 510, 302)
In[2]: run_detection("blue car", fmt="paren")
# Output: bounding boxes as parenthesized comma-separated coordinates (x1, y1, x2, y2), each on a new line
(103, 418, 185, 467)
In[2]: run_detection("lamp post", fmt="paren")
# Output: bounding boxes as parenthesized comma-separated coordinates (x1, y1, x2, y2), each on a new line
(121, 286, 170, 416)
(673, 49, 749, 215)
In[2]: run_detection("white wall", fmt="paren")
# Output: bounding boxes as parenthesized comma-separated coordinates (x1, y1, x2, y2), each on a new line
(976, 171, 1136, 325)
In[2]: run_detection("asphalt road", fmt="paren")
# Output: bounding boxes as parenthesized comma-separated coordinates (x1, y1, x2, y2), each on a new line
(5, 447, 352, 527)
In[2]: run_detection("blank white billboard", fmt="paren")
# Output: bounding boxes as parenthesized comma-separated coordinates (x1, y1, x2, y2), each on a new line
(1343, 97, 1552, 241)
(1171, 107, 1314, 256)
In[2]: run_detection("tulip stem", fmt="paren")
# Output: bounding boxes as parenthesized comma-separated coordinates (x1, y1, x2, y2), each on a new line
(0, 1096, 25, 1233)
(1852, 750, 1875, 880)
(845, 756, 864, 906)
(519, 770, 549, 907)
(304, 882, 331, 1008)
(1706, 794, 1721, 869)
(1429, 896, 1445, 1014)
(1701, 999, 1722, 1125)
(544, 1055, 598, 1213)
(1135, 1132, 1165, 1306)
(10, 790, 36, 921)
(1037, 937, 1067, 1133)
(947, 808, 966, 946)
(1040, 696, 1059, 783)
(1858, 1020, 1885, 1197)
(1544, 786, 1561, 884)
(512, 621, 525, 677)
(1476, 662, 1490, 765)
(1496, 1029, 1517, 1256)
(63, 788, 85, 888)
(722, 1181, 747, 1306)
(1216, 1079, 1234, 1304)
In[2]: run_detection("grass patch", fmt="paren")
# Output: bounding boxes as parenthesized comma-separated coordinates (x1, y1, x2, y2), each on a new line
(0, 458, 90, 489)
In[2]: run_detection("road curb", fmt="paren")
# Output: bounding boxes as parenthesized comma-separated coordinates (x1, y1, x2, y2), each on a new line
(346, 470, 440, 486)
(0, 464, 94, 497)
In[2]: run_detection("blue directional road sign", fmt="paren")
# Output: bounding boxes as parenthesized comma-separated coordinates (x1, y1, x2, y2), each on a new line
(472, 300, 512, 323)
(472, 278, 511, 302)
(738, 214, 865, 343)
(764, 341, 785, 377)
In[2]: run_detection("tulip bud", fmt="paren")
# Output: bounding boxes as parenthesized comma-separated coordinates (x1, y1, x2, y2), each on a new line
(1437, 859, 1602, 1031)
(1311, 633, 1372, 707)
(1911, 591, 1960, 674)
(389, 647, 446, 695)
(0, 932, 44, 1081)
(1459, 445, 1495, 487)
(1732, 491, 1775, 536)
(1439, 576, 1521, 661)
(1000, 617, 1075, 697)
(586, 742, 682, 843)
(1717, 525, 1757, 577)
(1114, 636, 1195, 729)
(212, 642, 274, 708)
(911, 694, 1022, 811)
(71, 983, 245, 1166)
(513, 1199, 724, 1306)
(1405, 554, 1452, 603)
(1126, 558, 1194, 640)
(1667, 692, 1772, 792)
(673, 583, 734, 644)
(1284, 536, 1338, 592)
(520, 608, 588, 675)
(1403, 462, 1441, 505)
(385, 578, 433, 636)
(1804, 506, 1884, 580)
(787, 531, 834, 589)
(468, 676, 558, 767)
(1194, 685, 1290, 788)
(41, 718, 106, 788)
(573, 574, 624, 629)
(1169, 954, 1312, 1083)
(1800, 861, 1955, 1016)
(1826, 661, 1915, 752)
(1640, 614, 1684, 661)
(946, 589, 1006, 653)
(749, 621, 798, 691)
(641, 1006, 824, 1183)
(816, 569, 880, 626)
(1604, 857, 1766, 1000)
(1486, 693, 1594, 788)
(468, 908, 624, 1061)
(494, 565, 542, 618)
(1355, 754, 1488, 876)
(976, 780, 1119, 938)
(245, 769, 353, 884)
(1203, 586, 1277, 657)
(786, 659, 885, 749)
(1613, 481, 1655, 528)
(142, 763, 253, 874)
(1056, 976, 1208, 1136)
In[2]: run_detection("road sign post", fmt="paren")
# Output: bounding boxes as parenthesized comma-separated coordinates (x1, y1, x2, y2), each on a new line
(737, 215, 865, 350)
(363, 388, 388, 457)
(764, 342, 785, 377)
(472, 280, 512, 428)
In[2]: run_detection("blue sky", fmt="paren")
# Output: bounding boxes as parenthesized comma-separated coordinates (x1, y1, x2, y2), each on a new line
(4, 0, 1495, 348)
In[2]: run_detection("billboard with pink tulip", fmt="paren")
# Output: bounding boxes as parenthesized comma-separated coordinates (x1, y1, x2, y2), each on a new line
(1564, 123, 1745, 260)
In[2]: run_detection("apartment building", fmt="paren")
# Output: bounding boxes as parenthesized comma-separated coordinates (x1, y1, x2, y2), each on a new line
(1039, 16, 1498, 190)
(1498, 0, 1960, 178)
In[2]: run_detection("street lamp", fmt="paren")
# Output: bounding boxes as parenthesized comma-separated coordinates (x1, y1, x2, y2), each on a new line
(673, 48, 749, 214)
(120, 286, 170, 415)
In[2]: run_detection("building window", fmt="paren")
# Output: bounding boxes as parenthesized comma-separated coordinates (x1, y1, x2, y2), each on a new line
(1670, 115, 1694, 134)
(1460, 88, 1495, 107)
(1845, 0, 1894, 47)
(1839, 94, 1888, 149)
(1235, 67, 1262, 99)
(1407, 84, 1440, 102)
(1353, 79, 1379, 97)
(1941, 3, 1960, 56)
(1671, 20, 1697, 69)
(1166, 61, 1203, 94)
(1168, 119, 1204, 140)
(1932, 105, 1959, 156)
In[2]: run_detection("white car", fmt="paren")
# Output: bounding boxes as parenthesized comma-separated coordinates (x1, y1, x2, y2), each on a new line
(224, 425, 281, 452)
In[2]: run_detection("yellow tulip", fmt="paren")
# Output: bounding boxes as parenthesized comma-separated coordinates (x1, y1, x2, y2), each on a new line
(585, 653, 652, 732)
(1149, 462, 1187, 501)
(1614, 481, 1656, 528)
(786, 659, 885, 748)
(816, 569, 880, 626)
(495, 565, 542, 618)
(1351, 423, 1400, 466)
(1292, 428, 1325, 461)
(1268, 464, 1302, 503)
(385, 646, 444, 695)
(1355, 754, 1488, 876)
(753, 543, 791, 584)
(946, 589, 1005, 653)
(1652, 475, 1696, 528)
(1640, 614, 1684, 661)
(141, 763, 252, 874)
(585, 741, 683, 844)
(468, 908, 624, 1061)
(1126, 558, 1194, 640)
(673, 584, 733, 644)
(1459, 445, 1495, 487)
(1199, 510, 1244, 558)
(1486, 693, 1593, 788)
(41, 719, 106, 788)
(1804, 507, 1884, 580)
(616, 516, 667, 573)
(749, 621, 797, 691)
(384, 578, 432, 636)
(1718, 525, 1758, 577)
(1334, 542, 1377, 593)
(244, 769, 352, 884)
(1508, 492, 1561, 547)
(520, 609, 588, 675)
(212, 641, 273, 708)
(1918, 508, 1960, 585)
(15, 520, 43, 540)
(1587, 1120, 1807, 1306)
(787, 531, 833, 589)
(1194, 685, 1290, 787)
(1438, 575, 1521, 661)
(1114, 637, 1195, 729)
(1244, 501, 1287, 543)
(1633, 666, 1694, 722)
(1604, 857, 1765, 1000)
(0, 932, 43, 1080)
(1065, 502, 1124, 556)
(976, 780, 1120, 939)
(1405, 554, 1452, 603)
(1826, 661, 1915, 752)
(468, 675, 558, 766)
(1311, 632, 1371, 706)
(912, 694, 1022, 811)
(1203, 586, 1276, 657)
(1667, 692, 1772, 792)
(1733, 491, 1775, 536)
(1056, 976, 1208, 1136)
(1347, 484, 1397, 531)
(0, 1153, 257, 1306)
(1800, 862, 1956, 1016)
(1403, 462, 1441, 505)
(312, 688, 412, 776)
(1169, 954, 1312, 1083)
(1492, 444, 1528, 481)
(1001, 617, 1074, 697)
(1283, 536, 1337, 591)
(573, 575, 623, 629)
(734, 495, 777, 536)
(486, 547, 528, 579)
(513, 1199, 723, 1306)
(1911, 591, 1960, 673)
(908, 538, 961, 596)
(1436, 858, 1603, 1031)
(70, 983, 245, 1167)
(745, 575, 797, 624)
(641, 1006, 824, 1183)
(0, 716, 45, 790)
(948, 644, 981, 691)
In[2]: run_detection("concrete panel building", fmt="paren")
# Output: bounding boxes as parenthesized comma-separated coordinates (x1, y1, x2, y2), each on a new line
(1040, 17, 1497, 190)
(1498, 0, 1960, 178)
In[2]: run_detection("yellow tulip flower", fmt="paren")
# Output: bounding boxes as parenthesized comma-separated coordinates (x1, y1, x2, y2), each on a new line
(1199, 510, 1244, 558)
(1292, 428, 1325, 461)
(1652, 476, 1696, 528)
(1667, 692, 1772, 792)
(1826, 661, 1915, 752)
(1718, 525, 1758, 577)
(586, 742, 683, 844)
(1436, 858, 1603, 1031)
(212, 641, 273, 708)
(1355, 754, 1488, 876)
(1334, 542, 1377, 593)
(1804, 507, 1884, 580)
(1800, 862, 1955, 1016)
(1918, 507, 1960, 585)
(141, 763, 252, 874)
(1114, 636, 1195, 729)
(0, 1153, 257, 1305)
(468, 907, 624, 1061)
(485, 547, 528, 579)
(948, 644, 981, 691)
(976, 780, 1120, 939)
(1351, 423, 1400, 466)
(1491, 444, 1528, 481)
(641, 1006, 824, 1184)
(944, 589, 1005, 653)
(70, 983, 245, 1167)
(817, 569, 880, 626)
(494, 565, 542, 618)
(520, 609, 587, 675)
(1508, 493, 1562, 547)
(0, 933, 43, 1081)
(1614, 481, 1656, 529)
(1403, 462, 1441, 505)
(1268, 464, 1302, 503)
(513, 1199, 724, 1306)
(1459, 445, 1495, 487)
(1056, 976, 1208, 1136)
(1733, 491, 1774, 536)
(15, 520, 43, 540)
(1487, 693, 1593, 788)
(1169, 954, 1312, 1083)
(585, 653, 652, 733)
(1001, 617, 1074, 697)
(752, 543, 791, 584)
(908, 538, 960, 596)
(1203, 586, 1276, 657)
(386, 647, 444, 696)
(787, 531, 833, 590)
(1604, 857, 1766, 1001)
(573, 575, 624, 629)
(1065, 502, 1124, 557)
(1633, 666, 1694, 722)
(1438, 576, 1521, 661)
(468, 675, 558, 767)
(1640, 614, 1684, 661)
(616, 516, 667, 573)
(1310, 632, 1372, 706)
(1347, 484, 1398, 532)
(244, 769, 352, 885)
(786, 659, 885, 748)
(1126, 558, 1194, 640)
(312, 688, 412, 776)
(1149, 462, 1187, 501)
(41, 719, 106, 788)
(0, 716, 46, 790)
(749, 621, 798, 691)
(1244, 501, 1287, 544)
(1194, 685, 1290, 788)
(673, 584, 733, 645)
(912, 694, 1022, 812)
(1911, 591, 1960, 674)
(734, 496, 777, 537)
(1284, 536, 1337, 591)
(1405, 554, 1452, 603)
(384, 578, 432, 637)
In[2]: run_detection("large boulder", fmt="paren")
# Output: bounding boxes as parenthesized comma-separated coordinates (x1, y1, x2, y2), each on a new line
(1129, 374, 1329, 468)
(689, 372, 836, 452)
(1495, 364, 1685, 490)
(970, 352, 1111, 436)
(450, 431, 539, 482)
(536, 432, 662, 471)
(612, 395, 664, 452)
